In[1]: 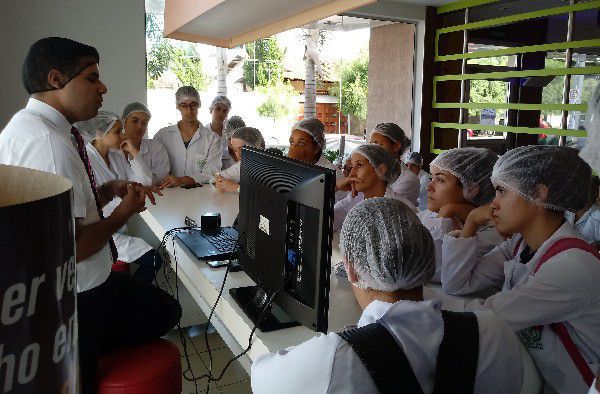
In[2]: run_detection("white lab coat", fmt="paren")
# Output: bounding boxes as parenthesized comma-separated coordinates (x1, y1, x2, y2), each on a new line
(417, 210, 504, 290)
(450, 222, 600, 393)
(566, 204, 600, 243)
(389, 161, 420, 207)
(417, 169, 431, 211)
(216, 161, 240, 183)
(130, 139, 170, 186)
(0, 98, 111, 292)
(590, 379, 599, 394)
(86, 143, 152, 263)
(153, 122, 222, 183)
(208, 122, 235, 170)
(333, 188, 414, 232)
(251, 299, 524, 394)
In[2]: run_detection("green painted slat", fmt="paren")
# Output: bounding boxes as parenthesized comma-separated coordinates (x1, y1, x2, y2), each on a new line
(437, 0, 499, 14)
(436, 39, 600, 62)
(434, 66, 600, 82)
(433, 102, 588, 111)
(437, 1, 600, 34)
(432, 122, 587, 137)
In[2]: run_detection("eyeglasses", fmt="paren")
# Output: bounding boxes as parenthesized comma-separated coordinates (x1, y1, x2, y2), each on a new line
(178, 102, 200, 110)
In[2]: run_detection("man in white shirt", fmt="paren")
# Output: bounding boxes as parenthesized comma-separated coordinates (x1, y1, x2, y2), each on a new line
(0, 37, 181, 392)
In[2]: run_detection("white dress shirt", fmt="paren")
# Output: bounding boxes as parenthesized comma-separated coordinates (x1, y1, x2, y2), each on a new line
(153, 122, 222, 183)
(251, 299, 524, 394)
(0, 98, 111, 292)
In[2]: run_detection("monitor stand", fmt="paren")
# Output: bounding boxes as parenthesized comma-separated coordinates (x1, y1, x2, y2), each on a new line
(229, 286, 300, 332)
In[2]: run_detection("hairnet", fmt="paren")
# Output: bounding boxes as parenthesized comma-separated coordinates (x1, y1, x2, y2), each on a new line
(122, 101, 151, 121)
(371, 123, 410, 152)
(492, 145, 591, 212)
(292, 118, 325, 149)
(175, 86, 200, 105)
(406, 152, 423, 166)
(210, 95, 231, 111)
(224, 115, 246, 140)
(340, 197, 435, 291)
(74, 111, 121, 142)
(581, 83, 600, 173)
(352, 144, 401, 184)
(430, 147, 498, 206)
(232, 127, 265, 149)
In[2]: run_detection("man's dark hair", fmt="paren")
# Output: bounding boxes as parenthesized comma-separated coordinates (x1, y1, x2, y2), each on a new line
(22, 37, 99, 94)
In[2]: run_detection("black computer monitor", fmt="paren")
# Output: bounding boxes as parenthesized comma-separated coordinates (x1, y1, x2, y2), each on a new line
(230, 147, 335, 333)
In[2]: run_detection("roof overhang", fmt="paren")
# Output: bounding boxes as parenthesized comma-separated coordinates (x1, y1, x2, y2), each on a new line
(164, 0, 377, 48)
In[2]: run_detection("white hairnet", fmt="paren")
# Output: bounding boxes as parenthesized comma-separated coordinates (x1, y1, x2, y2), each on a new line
(210, 95, 231, 111)
(406, 152, 423, 166)
(430, 147, 498, 206)
(122, 102, 151, 121)
(581, 83, 600, 173)
(492, 145, 591, 212)
(352, 144, 401, 184)
(340, 197, 435, 291)
(224, 115, 246, 140)
(371, 123, 410, 152)
(232, 127, 265, 149)
(175, 86, 200, 105)
(292, 118, 325, 149)
(73, 111, 121, 142)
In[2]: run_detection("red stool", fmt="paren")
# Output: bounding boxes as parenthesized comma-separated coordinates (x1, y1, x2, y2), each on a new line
(97, 339, 182, 394)
(111, 260, 129, 273)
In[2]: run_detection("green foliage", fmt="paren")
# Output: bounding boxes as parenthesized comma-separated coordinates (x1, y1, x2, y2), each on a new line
(243, 38, 285, 89)
(329, 54, 369, 120)
(467, 57, 507, 119)
(323, 149, 340, 163)
(145, 14, 209, 90)
(256, 82, 296, 121)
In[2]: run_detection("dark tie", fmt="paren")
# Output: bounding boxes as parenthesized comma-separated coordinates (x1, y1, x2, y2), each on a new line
(71, 126, 118, 262)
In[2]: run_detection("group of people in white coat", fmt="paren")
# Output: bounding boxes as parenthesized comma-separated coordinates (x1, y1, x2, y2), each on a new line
(252, 93, 600, 392)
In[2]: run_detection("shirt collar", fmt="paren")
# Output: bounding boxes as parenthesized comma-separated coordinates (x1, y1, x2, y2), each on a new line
(26, 97, 72, 135)
(138, 139, 150, 155)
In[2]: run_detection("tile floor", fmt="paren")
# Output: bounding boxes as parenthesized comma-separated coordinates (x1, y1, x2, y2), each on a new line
(156, 265, 251, 393)
(163, 330, 252, 393)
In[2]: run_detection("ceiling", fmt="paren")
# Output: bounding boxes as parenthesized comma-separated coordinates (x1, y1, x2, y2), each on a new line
(157, 0, 459, 48)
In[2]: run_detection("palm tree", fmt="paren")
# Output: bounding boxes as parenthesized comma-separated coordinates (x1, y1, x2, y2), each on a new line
(303, 29, 322, 119)
(216, 47, 228, 95)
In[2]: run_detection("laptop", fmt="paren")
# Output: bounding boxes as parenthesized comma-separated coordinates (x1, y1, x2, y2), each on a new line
(176, 227, 239, 261)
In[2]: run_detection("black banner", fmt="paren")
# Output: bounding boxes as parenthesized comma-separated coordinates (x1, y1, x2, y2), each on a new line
(1, 166, 77, 393)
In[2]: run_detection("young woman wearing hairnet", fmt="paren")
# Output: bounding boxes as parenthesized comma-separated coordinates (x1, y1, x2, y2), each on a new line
(220, 115, 246, 170)
(333, 144, 413, 231)
(121, 102, 170, 186)
(416, 148, 502, 289)
(74, 111, 164, 282)
(153, 86, 222, 188)
(213, 126, 265, 193)
(406, 152, 431, 211)
(368, 123, 420, 206)
(251, 197, 524, 394)
(441, 145, 600, 393)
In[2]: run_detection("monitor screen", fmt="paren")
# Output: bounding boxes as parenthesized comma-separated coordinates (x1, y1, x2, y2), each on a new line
(232, 147, 335, 333)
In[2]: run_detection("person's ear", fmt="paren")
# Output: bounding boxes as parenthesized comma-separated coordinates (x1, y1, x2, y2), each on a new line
(465, 184, 480, 201)
(344, 258, 360, 284)
(535, 184, 550, 202)
(47, 69, 66, 90)
(377, 163, 388, 178)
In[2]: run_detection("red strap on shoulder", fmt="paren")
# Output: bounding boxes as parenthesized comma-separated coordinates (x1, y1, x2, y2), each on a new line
(512, 236, 523, 258)
(532, 237, 600, 387)
(533, 237, 600, 274)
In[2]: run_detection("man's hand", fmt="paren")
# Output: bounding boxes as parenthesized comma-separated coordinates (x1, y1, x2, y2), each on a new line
(111, 184, 148, 222)
(120, 138, 140, 158)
